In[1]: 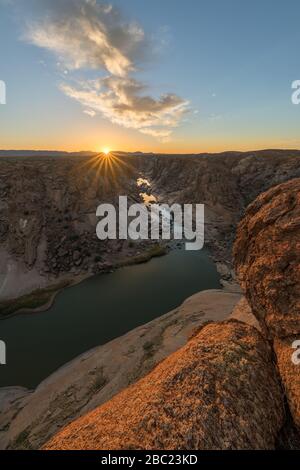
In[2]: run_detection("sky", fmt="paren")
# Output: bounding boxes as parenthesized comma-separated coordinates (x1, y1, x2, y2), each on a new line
(0, 0, 300, 153)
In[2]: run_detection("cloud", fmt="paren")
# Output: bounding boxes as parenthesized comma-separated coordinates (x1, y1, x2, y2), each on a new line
(83, 109, 96, 117)
(61, 76, 189, 139)
(24, 0, 144, 77)
(14, 0, 190, 140)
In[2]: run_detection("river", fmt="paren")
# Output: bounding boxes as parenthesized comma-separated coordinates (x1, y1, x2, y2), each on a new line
(0, 247, 220, 389)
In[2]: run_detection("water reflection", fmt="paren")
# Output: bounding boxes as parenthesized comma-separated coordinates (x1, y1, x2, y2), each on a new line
(137, 177, 157, 206)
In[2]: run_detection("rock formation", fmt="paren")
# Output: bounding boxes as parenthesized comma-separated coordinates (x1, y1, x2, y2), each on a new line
(43, 175, 300, 451)
(229, 297, 261, 331)
(0, 289, 240, 450)
(234, 178, 300, 436)
(1, 151, 300, 307)
(234, 178, 300, 339)
(44, 321, 284, 450)
(0, 153, 155, 306)
(1, 152, 300, 450)
(274, 337, 300, 428)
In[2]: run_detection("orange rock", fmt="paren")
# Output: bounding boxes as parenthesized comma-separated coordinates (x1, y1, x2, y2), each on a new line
(44, 321, 284, 450)
(274, 337, 300, 428)
(234, 178, 300, 338)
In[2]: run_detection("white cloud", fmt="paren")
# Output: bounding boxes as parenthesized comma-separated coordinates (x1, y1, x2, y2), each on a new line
(17, 0, 190, 140)
(61, 76, 189, 140)
(24, 0, 144, 77)
(83, 109, 96, 117)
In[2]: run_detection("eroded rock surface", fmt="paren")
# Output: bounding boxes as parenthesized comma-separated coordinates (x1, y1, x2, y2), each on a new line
(44, 321, 284, 450)
(234, 178, 300, 338)
(0, 290, 240, 450)
(234, 178, 300, 437)
(1, 151, 300, 450)
(1, 151, 299, 304)
(0, 154, 148, 303)
(274, 338, 300, 428)
(230, 297, 261, 332)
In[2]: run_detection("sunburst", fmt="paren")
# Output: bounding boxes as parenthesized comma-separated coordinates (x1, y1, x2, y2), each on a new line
(102, 147, 110, 155)
(76, 150, 135, 192)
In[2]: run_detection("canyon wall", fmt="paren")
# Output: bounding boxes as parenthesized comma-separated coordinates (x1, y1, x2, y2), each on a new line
(43, 177, 300, 450)
(0, 151, 299, 305)
(1, 158, 299, 449)
(234, 177, 300, 440)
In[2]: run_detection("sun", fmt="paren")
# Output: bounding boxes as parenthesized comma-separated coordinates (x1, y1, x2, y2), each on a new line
(102, 147, 111, 155)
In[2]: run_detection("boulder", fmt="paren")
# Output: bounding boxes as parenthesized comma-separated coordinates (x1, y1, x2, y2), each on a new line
(44, 321, 284, 450)
(234, 178, 300, 338)
(234, 178, 300, 434)
(274, 337, 300, 428)
(230, 297, 261, 332)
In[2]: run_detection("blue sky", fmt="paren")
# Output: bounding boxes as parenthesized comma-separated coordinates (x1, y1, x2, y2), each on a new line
(0, 0, 300, 152)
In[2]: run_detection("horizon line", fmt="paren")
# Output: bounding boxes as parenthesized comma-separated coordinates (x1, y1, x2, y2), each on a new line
(1, 147, 300, 157)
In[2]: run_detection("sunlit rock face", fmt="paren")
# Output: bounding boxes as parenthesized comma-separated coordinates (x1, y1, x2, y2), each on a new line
(274, 337, 300, 429)
(234, 178, 300, 434)
(234, 178, 300, 339)
(44, 321, 284, 450)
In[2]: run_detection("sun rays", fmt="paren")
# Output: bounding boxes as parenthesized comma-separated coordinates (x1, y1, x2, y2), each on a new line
(75, 150, 136, 192)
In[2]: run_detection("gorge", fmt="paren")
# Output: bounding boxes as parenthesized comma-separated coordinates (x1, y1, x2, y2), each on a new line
(0, 149, 300, 449)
